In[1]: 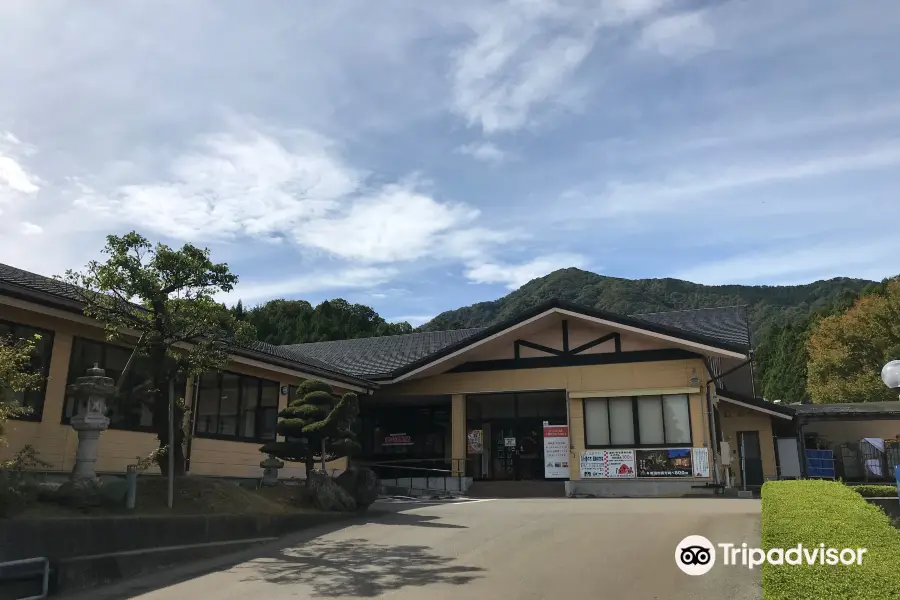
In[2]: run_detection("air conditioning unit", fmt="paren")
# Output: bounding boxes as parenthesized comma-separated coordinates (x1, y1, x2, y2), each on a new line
(720, 441, 732, 465)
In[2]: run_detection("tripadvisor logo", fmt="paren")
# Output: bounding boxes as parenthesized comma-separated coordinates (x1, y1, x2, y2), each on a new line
(675, 535, 868, 575)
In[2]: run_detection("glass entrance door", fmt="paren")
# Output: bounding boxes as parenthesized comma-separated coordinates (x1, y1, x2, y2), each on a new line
(490, 421, 517, 480)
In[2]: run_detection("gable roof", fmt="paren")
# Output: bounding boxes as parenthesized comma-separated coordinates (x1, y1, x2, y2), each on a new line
(715, 388, 795, 419)
(792, 401, 900, 421)
(288, 299, 751, 380)
(0, 262, 375, 389)
(635, 306, 750, 348)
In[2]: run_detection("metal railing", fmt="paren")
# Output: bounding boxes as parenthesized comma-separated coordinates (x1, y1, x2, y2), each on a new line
(354, 458, 467, 495)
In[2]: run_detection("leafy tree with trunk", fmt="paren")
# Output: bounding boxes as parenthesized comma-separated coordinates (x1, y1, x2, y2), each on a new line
(260, 379, 360, 479)
(807, 279, 900, 404)
(0, 334, 43, 445)
(65, 232, 256, 474)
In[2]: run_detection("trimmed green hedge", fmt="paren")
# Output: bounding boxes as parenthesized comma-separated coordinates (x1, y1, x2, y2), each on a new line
(852, 484, 898, 498)
(762, 480, 900, 599)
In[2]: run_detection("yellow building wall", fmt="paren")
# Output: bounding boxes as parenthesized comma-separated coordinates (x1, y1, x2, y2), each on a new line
(0, 301, 348, 479)
(717, 404, 777, 485)
(395, 358, 714, 481)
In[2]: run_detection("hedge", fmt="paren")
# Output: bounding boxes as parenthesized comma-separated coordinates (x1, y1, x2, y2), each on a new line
(852, 484, 898, 498)
(762, 480, 900, 599)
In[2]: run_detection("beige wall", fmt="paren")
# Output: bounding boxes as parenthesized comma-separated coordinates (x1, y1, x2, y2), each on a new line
(466, 315, 672, 361)
(717, 403, 777, 485)
(804, 419, 900, 445)
(1, 299, 349, 479)
(392, 358, 714, 481)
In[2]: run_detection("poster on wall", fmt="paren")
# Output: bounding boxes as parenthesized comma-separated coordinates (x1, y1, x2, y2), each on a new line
(579, 449, 636, 479)
(382, 433, 414, 447)
(542, 424, 570, 478)
(636, 448, 693, 477)
(467, 430, 483, 454)
(692, 448, 711, 478)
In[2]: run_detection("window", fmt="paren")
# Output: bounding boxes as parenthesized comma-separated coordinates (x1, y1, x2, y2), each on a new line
(0, 320, 54, 421)
(583, 394, 691, 448)
(194, 371, 279, 442)
(64, 337, 175, 431)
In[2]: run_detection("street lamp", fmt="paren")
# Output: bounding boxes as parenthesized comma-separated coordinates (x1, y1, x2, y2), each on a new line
(882, 360, 900, 395)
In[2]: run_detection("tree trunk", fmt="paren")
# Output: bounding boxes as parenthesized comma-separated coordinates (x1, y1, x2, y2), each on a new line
(304, 455, 315, 485)
(321, 438, 327, 473)
(149, 343, 186, 476)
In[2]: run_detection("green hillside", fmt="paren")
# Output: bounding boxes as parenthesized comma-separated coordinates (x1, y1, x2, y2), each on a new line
(421, 268, 877, 343)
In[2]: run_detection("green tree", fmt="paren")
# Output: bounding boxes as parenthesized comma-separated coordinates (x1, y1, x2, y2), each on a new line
(755, 321, 811, 403)
(243, 298, 412, 345)
(65, 232, 256, 474)
(0, 334, 43, 445)
(807, 279, 900, 404)
(260, 379, 360, 479)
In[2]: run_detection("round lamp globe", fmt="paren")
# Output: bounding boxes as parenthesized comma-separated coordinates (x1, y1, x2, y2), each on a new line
(882, 360, 900, 390)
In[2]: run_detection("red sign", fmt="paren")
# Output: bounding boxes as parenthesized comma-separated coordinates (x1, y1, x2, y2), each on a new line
(383, 433, 413, 446)
(543, 426, 568, 438)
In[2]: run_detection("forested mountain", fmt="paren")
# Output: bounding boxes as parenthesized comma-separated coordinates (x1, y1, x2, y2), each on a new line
(233, 298, 413, 345)
(421, 268, 879, 344)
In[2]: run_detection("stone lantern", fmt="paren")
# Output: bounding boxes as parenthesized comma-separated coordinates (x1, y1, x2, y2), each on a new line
(66, 363, 114, 482)
(260, 454, 285, 486)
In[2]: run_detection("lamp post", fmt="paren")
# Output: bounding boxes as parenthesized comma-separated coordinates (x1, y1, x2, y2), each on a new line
(881, 361, 900, 505)
(882, 361, 900, 396)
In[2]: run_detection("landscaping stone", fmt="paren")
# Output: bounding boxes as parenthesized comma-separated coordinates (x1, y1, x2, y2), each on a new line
(98, 476, 130, 504)
(54, 479, 104, 509)
(335, 467, 380, 511)
(306, 471, 357, 512)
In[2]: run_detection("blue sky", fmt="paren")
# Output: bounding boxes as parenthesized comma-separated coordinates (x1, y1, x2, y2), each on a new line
(1, 1, 899, 326)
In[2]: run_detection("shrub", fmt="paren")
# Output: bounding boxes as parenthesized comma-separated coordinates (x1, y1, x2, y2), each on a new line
(762, 480, 900, 599)
(852, 484, 898, 498)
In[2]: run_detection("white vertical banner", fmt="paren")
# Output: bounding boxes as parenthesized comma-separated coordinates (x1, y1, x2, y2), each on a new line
(543, 424, 570, 478)
(692, 447, 711, 478)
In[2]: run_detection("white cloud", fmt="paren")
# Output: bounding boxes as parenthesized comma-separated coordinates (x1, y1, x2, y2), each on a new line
(466, 253, 589, 289)
(0, 133, 40, 195)
(217, 266, 398, 305)
(638, 10, 715, 58)
(451, 0, 668, 134)
(389, 315, 434, 326)
(584, 143, 900, 217)
(20, 221, 42, 235)
(296, 182, 480, 263)
(673, 239, 900, 285)
(457, 141, 507, 164)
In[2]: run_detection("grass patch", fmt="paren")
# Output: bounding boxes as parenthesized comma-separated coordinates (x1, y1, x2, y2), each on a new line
(13, 477, 308, 519)
(762, 480, 900, 599)
(851, 484, 898, 498)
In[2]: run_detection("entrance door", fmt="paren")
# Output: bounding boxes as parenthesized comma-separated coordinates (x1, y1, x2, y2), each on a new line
(739, 431, 765, 487)
(490, 421, 517, 481)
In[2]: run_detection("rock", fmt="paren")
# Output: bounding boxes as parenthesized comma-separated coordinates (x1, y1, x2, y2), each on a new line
(98, 476, 130, 504)
(306, 471, 357, 512)
(35, 481, 63, 500)
(53, 479, 104, 508)
(335, 467, 380, 511)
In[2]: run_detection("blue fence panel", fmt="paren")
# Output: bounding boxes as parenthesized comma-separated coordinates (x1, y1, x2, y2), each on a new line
(806, 449, 836, 479)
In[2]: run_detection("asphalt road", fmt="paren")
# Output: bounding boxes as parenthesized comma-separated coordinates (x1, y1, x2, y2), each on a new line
(78, 497, 762, 600)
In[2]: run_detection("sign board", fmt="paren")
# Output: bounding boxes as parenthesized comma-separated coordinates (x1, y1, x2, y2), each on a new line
(382, 433, 414, 447)
(580, 449, 636, 479)
(467, 430, 483, 454)
(692, 448, 711, 478)
(504, 437, 517, 448)
(636, 448, 692, 477)
(542, 424, 570, 479)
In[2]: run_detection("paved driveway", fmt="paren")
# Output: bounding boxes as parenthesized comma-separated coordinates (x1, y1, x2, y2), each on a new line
(79, 497, 762, 600)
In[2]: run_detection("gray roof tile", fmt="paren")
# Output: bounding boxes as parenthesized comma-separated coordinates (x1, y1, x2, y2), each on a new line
(282, 328, 483, 378)
(634, 306, 750, 348)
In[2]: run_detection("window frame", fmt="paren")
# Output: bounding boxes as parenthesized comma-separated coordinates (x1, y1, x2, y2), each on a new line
(582, 394, 693, 449)
(193, 370, 279, 443)
(1, 319, 55, 422)
(62, 336, 182, 433)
